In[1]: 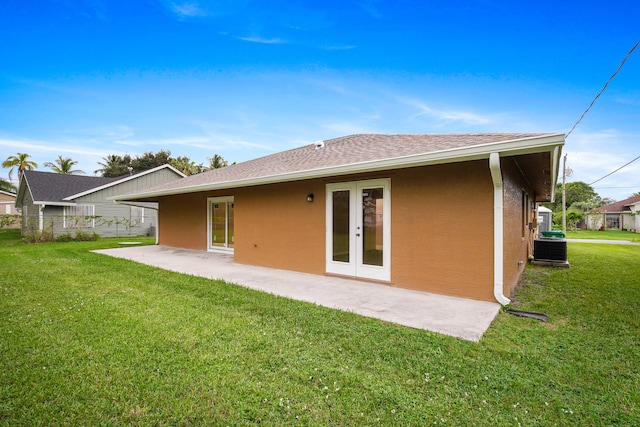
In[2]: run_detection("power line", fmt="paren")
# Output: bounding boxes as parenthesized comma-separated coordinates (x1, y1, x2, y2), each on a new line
(592, 186, 640, 189)
(589, 154, 640, 185)
(566, 39, 640, 138)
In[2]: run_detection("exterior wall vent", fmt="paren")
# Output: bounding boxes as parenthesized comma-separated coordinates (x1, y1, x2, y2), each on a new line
(314, 141, 325, 150)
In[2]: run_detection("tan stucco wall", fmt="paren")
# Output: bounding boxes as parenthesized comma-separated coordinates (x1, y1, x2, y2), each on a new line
(234, 180, 326, 274)
(501, 157, 536, 298)
(156, 159, 536, 302)
(158, 192, 209, 250)
(391, 161, 495, 301)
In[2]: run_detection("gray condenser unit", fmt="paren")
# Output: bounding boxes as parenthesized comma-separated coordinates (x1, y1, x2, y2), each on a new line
(534, 238, 567, 263)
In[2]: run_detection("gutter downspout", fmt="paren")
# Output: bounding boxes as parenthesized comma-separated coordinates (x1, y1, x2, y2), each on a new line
(489, 153, 511, 306)
(38, 204, 44, 233)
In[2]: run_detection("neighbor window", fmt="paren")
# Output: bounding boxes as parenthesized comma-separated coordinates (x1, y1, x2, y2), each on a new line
(63, 205, 95, 228)
(130, 206, 144, 224)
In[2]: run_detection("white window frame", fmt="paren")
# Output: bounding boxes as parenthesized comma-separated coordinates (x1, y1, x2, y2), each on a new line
(130, 206, 145, 224)
(63, 205, 95, 229)
(207, 196, 235, 253)
(326, 179, 391, 281)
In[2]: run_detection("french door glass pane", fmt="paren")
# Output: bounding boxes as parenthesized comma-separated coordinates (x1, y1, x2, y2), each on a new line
(228, 203, 235, 248)
(362, 187, 384, 266)
(332, 190, 350, 262)
(211, 203, 226, 247)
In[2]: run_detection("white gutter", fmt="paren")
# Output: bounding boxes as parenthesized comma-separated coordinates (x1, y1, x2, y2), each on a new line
(110, 133, 565, 202)
(489, 152, 511, 306)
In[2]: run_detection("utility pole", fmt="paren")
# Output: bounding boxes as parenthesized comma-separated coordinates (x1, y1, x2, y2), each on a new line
(562, 154, 567, 233)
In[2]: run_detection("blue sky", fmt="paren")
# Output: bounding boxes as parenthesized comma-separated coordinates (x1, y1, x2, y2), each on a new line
(1, 0, 639, 201)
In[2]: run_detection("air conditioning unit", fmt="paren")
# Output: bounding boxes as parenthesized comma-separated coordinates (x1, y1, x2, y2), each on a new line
(534, 238, 567, 263)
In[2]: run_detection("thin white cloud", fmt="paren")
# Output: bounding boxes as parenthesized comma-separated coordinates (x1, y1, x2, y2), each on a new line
(0, 138, 107, 157)
(402, 98, 492, 126)
(355, 0, 382, 18)
(323, 121, 378, 136)
(237, 36, 287, 44)
(113, 136, 213, 150)
(162, 1, 209, 19)
(320, 45, 357, 51)
(563, 129, 640, 199)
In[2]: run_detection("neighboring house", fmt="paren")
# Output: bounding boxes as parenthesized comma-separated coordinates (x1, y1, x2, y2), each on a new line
(16, 165, 185, 238)
(0, 190, 21, 229)
(112, 133, 564, 303)
(585, 195, 640, 232)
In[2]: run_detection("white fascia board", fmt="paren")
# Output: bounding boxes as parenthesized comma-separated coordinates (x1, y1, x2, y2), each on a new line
(34, 201, 77, 207)
(64, 164, 186, 201)
(112, 133, 565, 201)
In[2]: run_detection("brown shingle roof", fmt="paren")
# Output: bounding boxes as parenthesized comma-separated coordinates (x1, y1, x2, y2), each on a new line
(593, 195, 640, 212)
(114, 133, 563, 200)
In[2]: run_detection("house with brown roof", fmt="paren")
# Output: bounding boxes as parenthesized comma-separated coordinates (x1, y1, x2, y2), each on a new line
(585, 195, 640, 232)
(16, 165, 185, 238)
(112, 133, 564, 303)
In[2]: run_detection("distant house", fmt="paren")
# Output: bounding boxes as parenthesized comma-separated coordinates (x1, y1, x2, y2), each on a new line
(112, 133, 565, 304)
(0, 190, 21, 229)
(15, 165, 185, 238)
(586, 195, 640, 232)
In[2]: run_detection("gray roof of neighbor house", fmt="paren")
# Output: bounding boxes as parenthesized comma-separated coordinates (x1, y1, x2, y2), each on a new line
(592, 195, 640, 213)
(20, 171, 119, 204)
(17, 164, 185, 207)
(112, 133, 565, 202)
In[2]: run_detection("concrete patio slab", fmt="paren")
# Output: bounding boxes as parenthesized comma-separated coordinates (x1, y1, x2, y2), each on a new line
(93, 245, 501, 341)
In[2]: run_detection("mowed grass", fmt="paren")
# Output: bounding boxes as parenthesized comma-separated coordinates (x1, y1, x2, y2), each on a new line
(1, 229, 638, 425)
(565, 229, 640, 241)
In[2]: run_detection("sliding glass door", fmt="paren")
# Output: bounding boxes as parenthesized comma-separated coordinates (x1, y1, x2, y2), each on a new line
(208, 197, 234, 251)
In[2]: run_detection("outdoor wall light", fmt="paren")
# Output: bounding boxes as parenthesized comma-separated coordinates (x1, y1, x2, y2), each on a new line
(307, 193, 314, 203)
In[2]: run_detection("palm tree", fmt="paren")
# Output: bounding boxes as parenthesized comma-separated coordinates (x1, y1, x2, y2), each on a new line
(2, 153, 38, 182)
(43, 155, 85, 175)
(206, 154, 229, 170)
(170, 156, 205, 176)
(95, 154, 130, 177)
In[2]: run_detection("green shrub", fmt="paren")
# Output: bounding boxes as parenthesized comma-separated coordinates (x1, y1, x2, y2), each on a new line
(74, 230, 99, 241)
(54, 233, 74, 242)
(22, 229, 54, 244)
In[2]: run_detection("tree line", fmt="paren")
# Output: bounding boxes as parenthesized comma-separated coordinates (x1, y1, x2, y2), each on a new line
(1, 151, 232, 192)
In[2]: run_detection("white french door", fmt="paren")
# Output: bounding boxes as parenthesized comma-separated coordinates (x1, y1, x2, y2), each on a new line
(208, 196, 234, 252)
(326, 179, 390, 281)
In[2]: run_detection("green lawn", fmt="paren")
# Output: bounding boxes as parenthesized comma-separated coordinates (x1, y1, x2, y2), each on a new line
(1, 229, 638, 425)
(565, 229, 640, 241)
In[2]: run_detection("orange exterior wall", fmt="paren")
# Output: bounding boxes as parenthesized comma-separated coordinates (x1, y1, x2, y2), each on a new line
(157, 180, 327, 272)
(156, 158, 535, 302)
(391, 161, 495, 301)
(501, 158, 536, 298)
(233, 180, 326, 274)
(158, 192, 209, 250)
